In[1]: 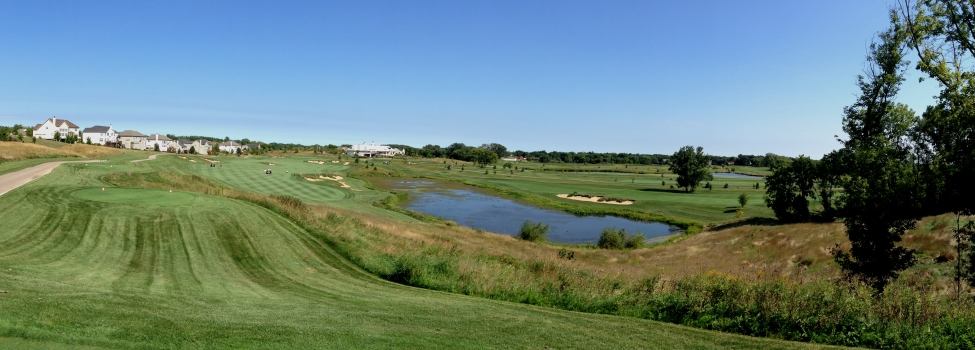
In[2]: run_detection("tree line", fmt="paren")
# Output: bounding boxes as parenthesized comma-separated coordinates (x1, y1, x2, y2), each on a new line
(761, 1, 975, 293)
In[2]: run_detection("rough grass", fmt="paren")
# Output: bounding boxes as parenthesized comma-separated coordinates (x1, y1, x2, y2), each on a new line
(0, 142, 123, 162)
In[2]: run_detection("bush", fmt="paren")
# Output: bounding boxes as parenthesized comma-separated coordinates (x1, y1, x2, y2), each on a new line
(598, 227, 644, 249)
(518, 220, 549, 242)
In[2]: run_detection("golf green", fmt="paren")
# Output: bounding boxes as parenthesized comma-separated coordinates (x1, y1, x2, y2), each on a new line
(72, 187, 197, 205)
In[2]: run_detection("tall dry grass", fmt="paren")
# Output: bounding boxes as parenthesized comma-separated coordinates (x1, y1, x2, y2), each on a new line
(0, 141, 123, 161)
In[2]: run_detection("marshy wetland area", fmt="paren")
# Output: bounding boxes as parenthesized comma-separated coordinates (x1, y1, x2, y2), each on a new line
(0, 141, 971, 349)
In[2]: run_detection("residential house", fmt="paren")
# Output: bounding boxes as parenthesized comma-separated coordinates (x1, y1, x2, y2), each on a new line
(175, 139, 193, 153)
(34, 117, 80, 140)
(243, 143, 260, 151)
(193, 140, 212, 155)
(346, 142, 405, 158)
(501, 156, 525, 162)
(219, 141, 242, 153)
(118, 130, 148, 150)
(81, 125, 118, 146)
(145, 134, 173, 152)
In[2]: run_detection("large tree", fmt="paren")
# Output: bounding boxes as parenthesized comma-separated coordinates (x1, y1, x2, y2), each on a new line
(832, 19, 920, 291)
(668, 146, 712, 193)
(482, 143, 508, 158)
(471, 148, 499, 165)
(764, 155, 817, 222)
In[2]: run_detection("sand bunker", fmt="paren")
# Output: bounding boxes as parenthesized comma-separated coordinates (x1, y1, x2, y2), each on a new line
(178, 156, 187, 159)
(307, 160, 327, 165)
(331, 160, 339, 163)
(557, 194, 634, 205)
(343, 162, 350, 165)
(188, 160, 197, 162)
(201, 157, 220, 163)
(300, 174, 352, 189)
(262, 162, 276, 166)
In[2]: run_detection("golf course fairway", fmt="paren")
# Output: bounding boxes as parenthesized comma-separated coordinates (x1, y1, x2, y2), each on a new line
(0, 157, 828, 349)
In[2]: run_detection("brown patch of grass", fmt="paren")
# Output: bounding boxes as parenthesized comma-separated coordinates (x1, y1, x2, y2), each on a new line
(0, 141, 123, 161)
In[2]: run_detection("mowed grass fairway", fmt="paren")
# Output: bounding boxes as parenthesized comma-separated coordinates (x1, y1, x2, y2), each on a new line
(0, 155, 829, 349)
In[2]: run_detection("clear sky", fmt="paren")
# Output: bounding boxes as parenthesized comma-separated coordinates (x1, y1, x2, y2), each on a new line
(0, 0, 939, 157)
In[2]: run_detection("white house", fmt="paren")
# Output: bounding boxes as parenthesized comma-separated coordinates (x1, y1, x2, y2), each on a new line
(193, 139, 212, 154)
(145, 134, 173, 152)
(346, 142, 405, 158)
(81, 125, 117, 145)
(219, 141, 242, 153)
(34, 117, 80, 140)
(118, 130, 148, 150)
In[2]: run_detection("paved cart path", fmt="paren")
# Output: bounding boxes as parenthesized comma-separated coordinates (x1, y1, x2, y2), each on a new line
(0, 160, 105, 196)
(131, 154, 166, 163)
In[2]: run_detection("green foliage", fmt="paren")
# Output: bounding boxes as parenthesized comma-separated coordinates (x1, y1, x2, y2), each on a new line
(668, 146, 712, 192)
(189, 146, 196, 154)
(518, 220, 549, 242)
(597, 227, 644, 249)
(826, 22, 920, 292)
(557, 248, 575, 260)
(53, 130, 60, 141)
(153, 143, 160, 152)
(763, 156, 816, 222)
(738, 193, 749, 208)
(471, 148, 499, 165)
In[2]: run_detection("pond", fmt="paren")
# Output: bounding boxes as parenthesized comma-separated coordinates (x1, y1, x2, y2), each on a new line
(378, 180, 680, 245)
(712, 172, 764, 179)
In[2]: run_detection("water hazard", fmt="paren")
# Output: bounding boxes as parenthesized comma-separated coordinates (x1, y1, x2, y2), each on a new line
(712, 172, 764, 179)
(379, 180, 679, 244)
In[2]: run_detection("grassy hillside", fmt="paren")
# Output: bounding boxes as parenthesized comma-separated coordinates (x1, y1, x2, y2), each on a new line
(0, 141, 125, 175)
(0, 154, 826, 349)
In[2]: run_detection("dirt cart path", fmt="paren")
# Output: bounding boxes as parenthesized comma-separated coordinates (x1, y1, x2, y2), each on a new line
(0, 160, 105, 196)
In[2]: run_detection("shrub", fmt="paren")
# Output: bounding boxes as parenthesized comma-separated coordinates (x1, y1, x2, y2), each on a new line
(598, 227, 644, 249)
(598, 227, 624, 249)
(518, 220, 549, 242)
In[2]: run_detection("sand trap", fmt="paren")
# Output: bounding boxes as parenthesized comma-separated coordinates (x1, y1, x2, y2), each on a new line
(201, 157, 220, 163)
(331, 160, 339, 163)
(189, 160, 197, 162)
(307, 160, 326, 165)
(262, 162, 276, 166)
(178, 156, 187, 159)
(343, 162, 350, 165)
(314, 175, 353, 189)
(304, 178, 323, 182)
(557, 194, 634, 205)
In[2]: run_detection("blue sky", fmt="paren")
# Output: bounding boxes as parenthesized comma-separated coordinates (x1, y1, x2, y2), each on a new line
(0, 1, 939, 157)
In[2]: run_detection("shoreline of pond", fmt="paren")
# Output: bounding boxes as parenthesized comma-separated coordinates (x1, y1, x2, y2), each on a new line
(368, 177, 700, 245)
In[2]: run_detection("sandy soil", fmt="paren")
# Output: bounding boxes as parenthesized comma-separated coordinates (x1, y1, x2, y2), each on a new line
(331, 160, 339, 163)
(557, 194, 634, 205)
(343, 162, 350, 165)
(307, 160, 326, 165)
(317, 175, 354, 189)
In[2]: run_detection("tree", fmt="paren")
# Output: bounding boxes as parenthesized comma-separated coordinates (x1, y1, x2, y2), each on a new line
(668, 146, 712, 193)
(189, 146, 196, 154)
(764, 155, 817, 222)
(86, 137, 92, 145)
(738, 193, 749, 208)
(53, 131, 61, 142)
(483, 143, 508, 158)
(17, 133, 23, 143)
(154, 143, 160, 152)
(471, 148, 498, 165)
(831, 20, 919, 292)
